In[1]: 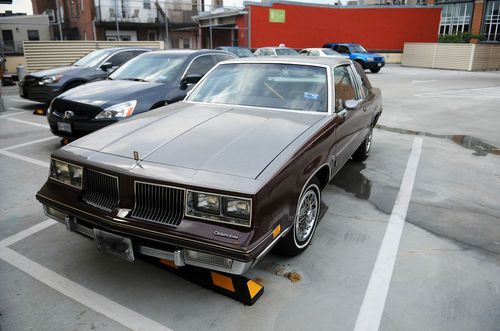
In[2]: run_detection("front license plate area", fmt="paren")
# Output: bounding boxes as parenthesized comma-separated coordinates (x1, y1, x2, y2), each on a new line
(57, 121, 72, 133)
(377, 63, 382, 67)
(94, 229, 135, 262)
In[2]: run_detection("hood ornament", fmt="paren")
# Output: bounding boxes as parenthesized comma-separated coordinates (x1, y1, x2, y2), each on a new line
(133, 151, 139, 161)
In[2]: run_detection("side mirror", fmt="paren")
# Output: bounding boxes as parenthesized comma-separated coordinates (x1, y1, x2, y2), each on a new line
(344, 99, 360, 110)
(100, 62, 113, 71)
(181, 74, 203, 89)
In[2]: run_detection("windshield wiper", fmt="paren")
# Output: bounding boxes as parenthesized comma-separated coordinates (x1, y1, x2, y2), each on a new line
(124, 78, 148, 82)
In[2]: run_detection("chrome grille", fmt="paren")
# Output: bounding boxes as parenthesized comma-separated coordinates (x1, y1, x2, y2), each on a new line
(82, 169, 119, 211)
(130, 181, 185, 227)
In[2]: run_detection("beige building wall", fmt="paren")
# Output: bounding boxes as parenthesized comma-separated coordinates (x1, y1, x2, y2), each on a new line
(0, 15, 51, 54)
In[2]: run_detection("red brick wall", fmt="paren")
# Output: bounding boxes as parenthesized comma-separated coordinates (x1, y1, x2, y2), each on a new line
(245, 3, 442, 51)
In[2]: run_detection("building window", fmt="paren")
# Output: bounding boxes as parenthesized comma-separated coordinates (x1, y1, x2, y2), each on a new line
(144, 0, 151, 9)
(43, 9, 56, 22)
(483, 0, 500, 41)
(438, 2, 473, 35)
(27, 30, 40, 41)
(70, 0, 80, 17)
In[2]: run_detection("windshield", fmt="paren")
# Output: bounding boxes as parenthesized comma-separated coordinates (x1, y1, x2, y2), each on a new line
(188, 63, 328, 112)
(73, 49, 114, 68)
(276, 48, 299, 56)
(229, 48, 254, 57)
(349, 44, 368, 53)
(109, 53, 186, 83)
(322, 49, 341, 56)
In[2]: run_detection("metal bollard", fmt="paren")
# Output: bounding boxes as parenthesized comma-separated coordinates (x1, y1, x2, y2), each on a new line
(16, 65, 26, 82)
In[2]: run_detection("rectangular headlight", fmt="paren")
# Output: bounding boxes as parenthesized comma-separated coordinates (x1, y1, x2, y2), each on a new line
(50, 159, 83, 189)
(223, 197, 250, 219)
(186, 190, 252, 227)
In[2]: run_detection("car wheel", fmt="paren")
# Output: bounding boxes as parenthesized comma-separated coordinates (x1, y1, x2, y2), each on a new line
(352, 126, 373, 162)
(370, 68, 381, 73)
(275, 178, 321, 257)
(355, 60, 365, 69)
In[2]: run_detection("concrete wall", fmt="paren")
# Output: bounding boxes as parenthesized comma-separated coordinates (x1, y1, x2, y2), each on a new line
(3, 55, 27, 74)
(0, 15, 51, 53)
(402, 43, 500, 71)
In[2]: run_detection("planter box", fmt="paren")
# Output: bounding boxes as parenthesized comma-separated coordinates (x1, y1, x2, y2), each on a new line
(402, 43, 500, 71)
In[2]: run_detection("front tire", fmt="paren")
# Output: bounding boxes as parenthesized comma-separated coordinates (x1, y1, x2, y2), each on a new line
(276, 178, 321, 257)
(352, 127, 373, 161)
(370, 68, 381, 73)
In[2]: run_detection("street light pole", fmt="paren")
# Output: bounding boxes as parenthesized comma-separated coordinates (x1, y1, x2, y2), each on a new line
(55, 0, 63, 40)
(114, 0, 120, 39)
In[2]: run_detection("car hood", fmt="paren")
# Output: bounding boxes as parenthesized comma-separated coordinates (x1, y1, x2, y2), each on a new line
(29, 66, 89, 78)
(58, 79, 166, 108)
(70, 102, 324, 179)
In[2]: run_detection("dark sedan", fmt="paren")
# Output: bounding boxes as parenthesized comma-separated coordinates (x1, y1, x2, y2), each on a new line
(37, 57, 382, 275)
(19, 47, 151, 104)
(47, 49, 235, 140)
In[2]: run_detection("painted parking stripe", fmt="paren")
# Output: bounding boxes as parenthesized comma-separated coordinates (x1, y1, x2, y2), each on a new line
(0, 247, 172, 331)
(6, 107, 31, 112)
(0, 111, 25, 119)
(5, 117, 50, 129)
(0, 219, 57, 248)
(353, 137, 423, 331)
(0, 150, 49, 167)
(1, 136, 58, 151)
(8, 97, 41, 104)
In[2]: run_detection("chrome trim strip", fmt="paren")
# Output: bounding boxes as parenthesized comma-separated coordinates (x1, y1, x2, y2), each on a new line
(38, 195, 270, 255)
(254, 225, 292, 265)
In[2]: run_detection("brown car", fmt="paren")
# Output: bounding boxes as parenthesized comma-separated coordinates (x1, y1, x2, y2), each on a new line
(37, 57, 382, 275)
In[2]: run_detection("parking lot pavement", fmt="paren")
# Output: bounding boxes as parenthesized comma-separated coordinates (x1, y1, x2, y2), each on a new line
(1, 66, 499, 331)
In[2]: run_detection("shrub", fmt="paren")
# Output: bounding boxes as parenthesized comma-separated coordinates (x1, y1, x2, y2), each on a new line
(439, 32, 485, 43)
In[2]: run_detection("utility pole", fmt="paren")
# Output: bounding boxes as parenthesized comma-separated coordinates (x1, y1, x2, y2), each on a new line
(114, 0, 120, 39)
(55, 0, 63, 40)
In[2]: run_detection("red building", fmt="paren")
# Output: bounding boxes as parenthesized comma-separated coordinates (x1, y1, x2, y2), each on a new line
(194, 1, 442, 52)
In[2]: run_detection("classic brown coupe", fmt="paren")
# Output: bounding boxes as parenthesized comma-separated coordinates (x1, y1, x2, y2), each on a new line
(37, 57, 382, 275)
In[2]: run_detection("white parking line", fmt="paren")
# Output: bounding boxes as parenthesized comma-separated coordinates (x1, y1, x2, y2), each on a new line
(1, 136, 58, 151)
(8, 97, 40, 104)
(0, 149, 49, 167)
(0, 111, 24, 119)
(5, 117, 50, 129)
(0, 219, 57, 248)
(0, 247, 172, 331)
(354, 137, 423, 331)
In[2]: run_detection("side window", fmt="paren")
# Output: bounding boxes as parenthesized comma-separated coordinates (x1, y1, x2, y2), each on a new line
(186, 55, 216, 76)
(337, 45, 350, 54)
(332, 45, 339, 51)
(352, 61, 371, 97)
(310, 50, 320, 56)
(261, 49, 272, 56)
(133, 50, 148, 57)
(299, 50, 308, 56)
(333, 65, 357, 112)
(107, 51, 135, 67)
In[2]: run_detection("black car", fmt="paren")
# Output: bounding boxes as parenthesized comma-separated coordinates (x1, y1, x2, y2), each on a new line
(215, 46, 254, 58)
(19, 47, 152, 104)
(47, 49, 235, 140)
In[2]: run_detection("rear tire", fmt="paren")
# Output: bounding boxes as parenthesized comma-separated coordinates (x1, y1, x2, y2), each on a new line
(370, 68, 381, 73)
(275, 178, 321, 257)
(352, 126, 373, 162)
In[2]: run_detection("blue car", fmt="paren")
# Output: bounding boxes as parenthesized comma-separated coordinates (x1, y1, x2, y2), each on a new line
(323, 43, 385, 73)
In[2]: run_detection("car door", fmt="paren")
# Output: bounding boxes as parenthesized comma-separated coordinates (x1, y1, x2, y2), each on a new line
(350, 62, 373, 138)
(332, 64, 365, 169)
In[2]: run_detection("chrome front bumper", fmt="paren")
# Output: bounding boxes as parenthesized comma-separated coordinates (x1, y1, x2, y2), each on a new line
(43, 205, 286, 275)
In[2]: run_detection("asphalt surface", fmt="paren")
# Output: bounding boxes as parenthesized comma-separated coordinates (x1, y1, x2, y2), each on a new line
(0, 65, 499, 331)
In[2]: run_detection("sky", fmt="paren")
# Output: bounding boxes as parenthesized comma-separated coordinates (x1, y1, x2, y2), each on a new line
(0, 0, 344, 16)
